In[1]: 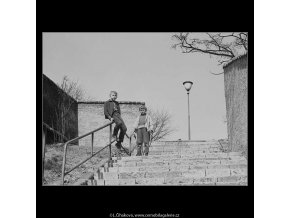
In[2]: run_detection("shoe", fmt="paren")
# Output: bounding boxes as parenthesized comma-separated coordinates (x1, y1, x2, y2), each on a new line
(136, 147, 142, 156)
(123, 147, 129, 154)
(144, 146, 149, 156)
(115, 141, 122, 149)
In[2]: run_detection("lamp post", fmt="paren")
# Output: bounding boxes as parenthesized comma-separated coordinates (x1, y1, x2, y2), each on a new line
(183, 81, 193, 140)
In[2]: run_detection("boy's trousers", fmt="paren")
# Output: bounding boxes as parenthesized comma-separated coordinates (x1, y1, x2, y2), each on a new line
(136, 127, 150, 156)
(112, 113, 127, 143)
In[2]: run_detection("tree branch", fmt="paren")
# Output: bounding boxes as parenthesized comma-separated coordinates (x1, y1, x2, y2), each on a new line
(172, 32, 247, 63)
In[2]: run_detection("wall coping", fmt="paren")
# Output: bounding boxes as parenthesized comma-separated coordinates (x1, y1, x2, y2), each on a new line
(78, 101, 145, 105)
(223, 53, 248, 69)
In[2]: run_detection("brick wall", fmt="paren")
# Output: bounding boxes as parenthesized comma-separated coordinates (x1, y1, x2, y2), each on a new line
(78, 101, 145, 146)
(223, 54, 248, 153)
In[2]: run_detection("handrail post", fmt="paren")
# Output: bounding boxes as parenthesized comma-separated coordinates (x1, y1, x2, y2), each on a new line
(61, 143, 69, 186)
(42, 128, 46, 185)
(91, 133, 94, 157)
(129, 137, 131, 156)
(109, 124, 112, 162)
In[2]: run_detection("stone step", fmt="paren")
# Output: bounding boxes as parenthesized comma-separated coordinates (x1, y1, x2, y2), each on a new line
(151, 142, 220, 147)
(112, 158, 247, 167)
(146, 151, 220, 155)
(151, 141, 219, 146)
(118, 156, 225, 162)
(119, 152, 244, 161)
(148, 148, 221, 151)
(129, 146, 224, 155)
(78, 140, 246, 186)
(91, 175, 247, 186)
(102, 163, 247, 173)
(86, 140, 245, 186)
(150, 142, 220, 146)
(149, 146, 222, 150)
(147, 151, 222, 156)
(128, 153, 243, 160)
(144, 149, 220, 153)
(96, 167, 247, 180)
(148, 146, 221, 151)
(117, 159, 228, 165)
(147, 150, 221, 155)
(131, 149, 240, 156)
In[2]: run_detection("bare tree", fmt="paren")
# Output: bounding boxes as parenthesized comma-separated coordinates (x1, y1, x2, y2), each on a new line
(59, 76, 85, 101)
(148, 108, 176, 141)
(54, 76, 86, 142)
(172, 32, 248, 65)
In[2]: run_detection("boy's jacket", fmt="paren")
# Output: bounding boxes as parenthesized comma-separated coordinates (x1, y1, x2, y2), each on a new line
(104, 99, 121, 120)
(133, 114, 153, 132)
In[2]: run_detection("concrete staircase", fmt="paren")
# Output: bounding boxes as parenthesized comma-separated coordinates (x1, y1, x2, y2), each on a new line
(83, 140, 247, 186)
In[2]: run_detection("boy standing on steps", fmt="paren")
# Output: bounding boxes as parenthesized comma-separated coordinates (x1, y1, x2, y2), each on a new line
(133, 105, 153, 156)
(104, 91, 127, 150)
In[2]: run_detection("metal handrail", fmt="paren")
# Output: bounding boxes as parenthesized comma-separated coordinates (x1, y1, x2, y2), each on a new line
(126, 132, 136, 156)
(127, 132, 153, 156)
(61, 121, 114, 185)
(130, 143, 138, 155)
(43, 122, 68, 141)
(50, 118, 142, 185)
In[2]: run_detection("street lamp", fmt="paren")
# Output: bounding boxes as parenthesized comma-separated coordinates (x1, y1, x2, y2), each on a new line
(183, 81, 193, 140)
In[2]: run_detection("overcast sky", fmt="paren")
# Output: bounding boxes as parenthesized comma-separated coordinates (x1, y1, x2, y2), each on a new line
(43, 32, 227, 140)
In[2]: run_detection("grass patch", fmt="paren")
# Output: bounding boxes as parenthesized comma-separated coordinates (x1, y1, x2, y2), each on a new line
(44, 154, 62, 173)
(43, 142, 131, 185)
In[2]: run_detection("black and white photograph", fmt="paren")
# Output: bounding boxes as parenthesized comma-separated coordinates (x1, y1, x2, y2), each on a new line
(42, 32, 248, 186)
(5, 0, 290, 217)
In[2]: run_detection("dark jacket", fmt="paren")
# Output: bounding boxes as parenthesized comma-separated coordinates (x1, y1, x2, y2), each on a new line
(104, 99, 121, 119)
